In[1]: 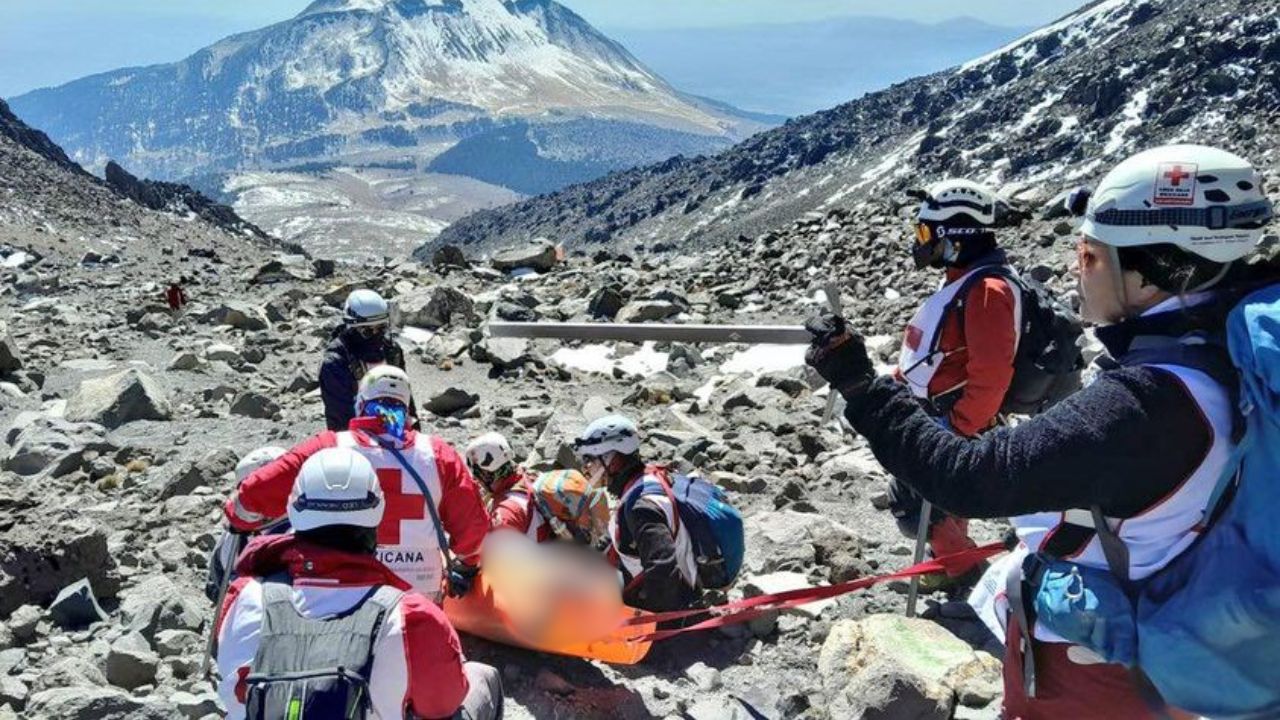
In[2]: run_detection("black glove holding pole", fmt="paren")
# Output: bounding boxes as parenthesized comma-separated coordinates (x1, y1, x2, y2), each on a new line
(804, 313, 876, 398)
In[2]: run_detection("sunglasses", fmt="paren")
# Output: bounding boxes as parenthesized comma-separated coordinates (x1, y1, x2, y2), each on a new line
(353, 324, 387, 339)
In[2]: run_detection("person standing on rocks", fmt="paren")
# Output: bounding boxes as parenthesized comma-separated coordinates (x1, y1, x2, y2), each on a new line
(805, 145, 1272, 719)
(320, 289, 414, 431)
(216, 447, 503, 720)
(574, 415, 702, 612)
(888, 179, 1022, 585)
(165, 280, 188, 312)
(226, 365, 490, 604)
(465, 431, 610, 545)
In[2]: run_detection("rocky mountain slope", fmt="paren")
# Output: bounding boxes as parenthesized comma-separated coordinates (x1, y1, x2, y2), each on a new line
(8, 0, 773, 258)
(426, 0, 1280, 258)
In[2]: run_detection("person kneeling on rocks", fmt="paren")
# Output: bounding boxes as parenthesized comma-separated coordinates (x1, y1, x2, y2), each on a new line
(575, 415, 703, 612)
(465, 431, 611, 546)
(215, 447, 503, 720)
(226, 365, 490, 604)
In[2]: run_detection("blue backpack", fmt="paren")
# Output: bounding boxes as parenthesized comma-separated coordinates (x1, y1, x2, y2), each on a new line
(625, 469, 745, 590)
(1029, 284, 1280, 719)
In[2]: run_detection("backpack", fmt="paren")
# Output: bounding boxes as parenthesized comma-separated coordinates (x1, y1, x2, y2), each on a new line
(626, 470, 745, 590)
(243, 578, 402, 720)
(1026, 283, 1280, 719)
(944, 265, 1085, 415)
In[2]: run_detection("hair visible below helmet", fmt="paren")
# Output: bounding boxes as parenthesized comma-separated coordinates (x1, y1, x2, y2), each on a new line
(911, 179, 1001, 269)
(573, 415, 641, 460)
(354, 365, 413, 415)
(288, 447, 385, 532)
(1081, 145, 1273, 264)
(235, 446, 287, 484)
(465, 432, 516, 486)
(343, 289, 390, 328)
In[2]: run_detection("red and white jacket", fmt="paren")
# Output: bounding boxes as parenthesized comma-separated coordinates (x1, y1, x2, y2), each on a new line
(226, 418, 489, 600)
(215, 535, 469, 720)
(487, 468, 553, 543)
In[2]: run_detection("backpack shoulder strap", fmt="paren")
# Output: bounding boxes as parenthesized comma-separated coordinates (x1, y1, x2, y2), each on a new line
(930, 264, 1023, 355)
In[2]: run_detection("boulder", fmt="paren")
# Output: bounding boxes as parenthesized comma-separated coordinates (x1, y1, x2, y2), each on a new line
(6, 605, 40, 644)
(29, 656, 107, 693)
(0, 675, 27, 711)
(26, 686, 173, 720)
(285, 367, 318, 394)
(616, 300, 682, 323)
(4, 417, 115, 478)
(47, 579, 108, 629)
(470, 337, 531, 369)
(119, 576, 205, 642)
(229, 392, 280, 419)
(400, 287, 475, 329)
(153, 629, 202, 658)
(199, 302, 269, 331)
(744, 572, 837, 619)
(65, 369, 171, 429)
(491, 241, 560, 273)
(0, 520, 120, 617)
(423, 388, 479, 417)
(431, 245, 469, 269)
(158, 447, 238, 499)
(166, 352, 201, 371)
(169, 690, 221, 719)
(818, 615, 1002, 719)
(105, 633, 159, 690)
(203, 343, 241, 363)
(587, 287, 626, 319)
(743, 510, 861, 576)
(0, 324, 20, 374)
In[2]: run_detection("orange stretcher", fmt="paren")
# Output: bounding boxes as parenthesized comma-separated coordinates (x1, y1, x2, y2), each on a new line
(443, 571, 655, 665)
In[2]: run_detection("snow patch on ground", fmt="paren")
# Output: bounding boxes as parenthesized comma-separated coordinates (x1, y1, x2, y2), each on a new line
(1104, 88, 1150, 155)
(549, 342, 670, 377)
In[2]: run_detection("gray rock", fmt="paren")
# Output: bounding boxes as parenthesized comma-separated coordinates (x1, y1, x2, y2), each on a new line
(105, 632, 159, 690)
(166, 352, 201, 371)
(0, 521, 120, 617)
(3, 417, 115, 478)
(203, 343, 242, 363)
(153, 629, 201, 658)
(119, 576, 205, 642)
(26, 686, 173, 720)
(65, 368, 171, 429)
(0, 324, 20, 374)
(169, 690, 221, 719)
(423, 387, 479, 417)
(616, 300, 682, 323)
(491, 241, 559, 273)
(471, 337, 530, 369)
(285, 367, 318, 394)
(0, 676, 27, 711)
(229, 392, 280, 419)
(431, 244, 469, 269)
(30, 656, 107, 693)
(401, 287, 475, 328)
(159, 446, 238, 499)
(6, 605, 40, 644)
(47, 579, 108, 629)
(587, 286, 626, 319)
(513, 407, 553, 428)
(199, 302, 269, 331)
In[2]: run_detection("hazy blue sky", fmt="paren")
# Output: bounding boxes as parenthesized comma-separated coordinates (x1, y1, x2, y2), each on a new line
(0, 0, 1088, 98)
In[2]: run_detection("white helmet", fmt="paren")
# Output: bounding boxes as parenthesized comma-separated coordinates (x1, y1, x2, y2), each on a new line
(235, 446, 287, 484)
(343, 289, 390, 328)
(354, 365, 412, 414)
(465, 432, 515, 484)
(916, 179, 999, 225)
(1080, 145, 1273, 262)
(288, 447, 385, 532)
(573, 414, 641, 459)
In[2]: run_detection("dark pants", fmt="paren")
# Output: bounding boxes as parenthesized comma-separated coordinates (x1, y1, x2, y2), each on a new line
(887, 478, 977, 573)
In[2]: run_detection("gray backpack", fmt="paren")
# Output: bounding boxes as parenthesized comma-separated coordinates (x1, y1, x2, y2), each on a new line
(244, 577, 403, 720)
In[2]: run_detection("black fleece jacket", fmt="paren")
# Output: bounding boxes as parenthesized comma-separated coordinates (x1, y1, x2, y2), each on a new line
(842, 306, 1224, 521)
(610, 465, 696, 612)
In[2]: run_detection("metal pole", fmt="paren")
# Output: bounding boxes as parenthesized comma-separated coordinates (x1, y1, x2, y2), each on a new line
(906, 500, 933, 618)
(821, 283, 843, 423)
(489, 322, 813, 345)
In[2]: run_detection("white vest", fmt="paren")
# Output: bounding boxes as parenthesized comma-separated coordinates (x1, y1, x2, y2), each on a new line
(972, 362, 1236, 642)
(898, 267, 1022, 399)
(609, 476, 698, 588)
(335, 432, 446, 600)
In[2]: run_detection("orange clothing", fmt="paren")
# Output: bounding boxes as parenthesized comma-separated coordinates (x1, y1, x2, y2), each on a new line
(927, 269, 1019, 436)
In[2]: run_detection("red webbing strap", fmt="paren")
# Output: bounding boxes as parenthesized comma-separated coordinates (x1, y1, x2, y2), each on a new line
(621, 541, 1005, 642)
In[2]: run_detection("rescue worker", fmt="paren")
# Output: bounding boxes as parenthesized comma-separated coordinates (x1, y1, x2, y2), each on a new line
(320, 289, 413, 432)
(891, 179, 1021, 579)
(216, 447, 503, 720)
(205, 446, 287, 601)
(464, 432, 553, 542)
(805, 145, 1272, 719)
(573, 415, 699, 612)
(225, 365, 489, 603)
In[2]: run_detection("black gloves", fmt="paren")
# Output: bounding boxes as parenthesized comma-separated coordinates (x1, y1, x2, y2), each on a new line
(804, 313, 876, 397)
(447, 561, 479, 598)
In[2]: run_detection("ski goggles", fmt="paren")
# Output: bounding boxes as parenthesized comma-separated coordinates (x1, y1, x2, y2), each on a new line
(363, 398, 408, 439)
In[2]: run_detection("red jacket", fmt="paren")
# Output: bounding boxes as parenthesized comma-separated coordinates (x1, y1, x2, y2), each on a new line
(924, 269, 1019, 437)
(215, 535, 469, 720)
(226, 419, 489, 571)
(488, 468, 553, 542)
